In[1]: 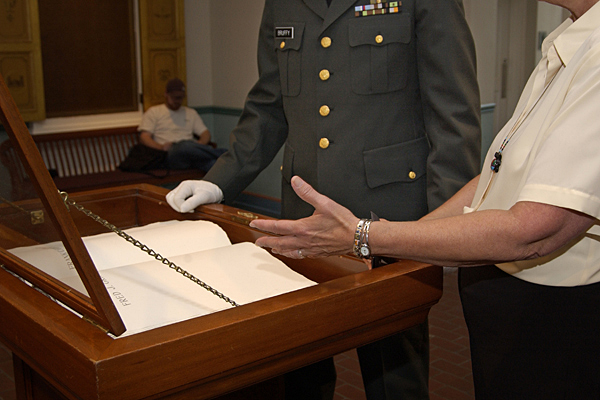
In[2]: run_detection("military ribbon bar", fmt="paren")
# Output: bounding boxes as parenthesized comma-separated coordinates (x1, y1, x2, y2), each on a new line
(355, 1, 401, 16)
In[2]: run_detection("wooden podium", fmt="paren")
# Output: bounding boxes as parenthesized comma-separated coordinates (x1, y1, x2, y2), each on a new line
(0, 74, 443, 400)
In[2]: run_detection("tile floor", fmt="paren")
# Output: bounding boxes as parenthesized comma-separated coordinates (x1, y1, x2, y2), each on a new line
(0, 268, 473, 400)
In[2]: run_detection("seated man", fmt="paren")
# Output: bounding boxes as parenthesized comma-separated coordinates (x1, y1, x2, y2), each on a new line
(139, 78, 225, 172)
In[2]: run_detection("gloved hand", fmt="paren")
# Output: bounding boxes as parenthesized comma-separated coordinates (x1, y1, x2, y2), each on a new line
(165, 180, 224, 213)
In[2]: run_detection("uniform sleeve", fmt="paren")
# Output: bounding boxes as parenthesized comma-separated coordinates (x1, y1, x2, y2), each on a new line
(203, 0, 289, 203)
(415, 0, 482, 211)
(519, 42, 600, 219)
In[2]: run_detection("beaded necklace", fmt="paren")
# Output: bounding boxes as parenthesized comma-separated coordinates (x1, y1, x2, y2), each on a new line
(490, 61, 560, 174)
(470, 51, 562, 212)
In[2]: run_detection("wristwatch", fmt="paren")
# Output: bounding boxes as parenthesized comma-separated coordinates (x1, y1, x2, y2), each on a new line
(359, 243, 371, 259)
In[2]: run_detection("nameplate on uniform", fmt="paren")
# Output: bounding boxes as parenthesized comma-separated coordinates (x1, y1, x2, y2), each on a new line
(275, 27, 294, 39)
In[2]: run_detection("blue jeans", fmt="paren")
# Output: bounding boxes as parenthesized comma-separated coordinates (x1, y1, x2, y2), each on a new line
(167, 140, 226, 172)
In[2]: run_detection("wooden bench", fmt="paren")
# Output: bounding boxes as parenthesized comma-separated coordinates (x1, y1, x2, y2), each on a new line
(0, 126, 207, 200)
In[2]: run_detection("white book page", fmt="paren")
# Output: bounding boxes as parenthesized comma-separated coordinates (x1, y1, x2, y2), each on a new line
(62, 242, 315, 336)
(8, 220, 316, 337)
(9, 220, 231, 280)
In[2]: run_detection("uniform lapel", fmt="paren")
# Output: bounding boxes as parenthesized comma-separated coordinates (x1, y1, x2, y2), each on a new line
(321, 0, 357, 34)
(303, 0, 328, 19)
(303, 0, 357, 34)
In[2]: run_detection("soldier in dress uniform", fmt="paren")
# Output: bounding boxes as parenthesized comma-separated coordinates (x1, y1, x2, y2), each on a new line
(167, 0, 481, 399)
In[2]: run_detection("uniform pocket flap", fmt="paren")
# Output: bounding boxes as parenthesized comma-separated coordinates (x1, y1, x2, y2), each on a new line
(364, 136, 429, 188)
(274, 23, 305, 51)
(349, 14, 411, 47)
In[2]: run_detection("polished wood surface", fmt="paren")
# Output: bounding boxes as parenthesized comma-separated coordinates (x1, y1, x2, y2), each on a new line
(0, 184, 442, 400)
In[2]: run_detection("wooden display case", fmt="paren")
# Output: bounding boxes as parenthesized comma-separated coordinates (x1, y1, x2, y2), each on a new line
(0, 73, 442, 399)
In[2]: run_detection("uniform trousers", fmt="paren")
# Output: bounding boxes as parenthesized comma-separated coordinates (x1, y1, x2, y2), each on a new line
(459, 265, 600, 400)
(284, 322, 430, 400)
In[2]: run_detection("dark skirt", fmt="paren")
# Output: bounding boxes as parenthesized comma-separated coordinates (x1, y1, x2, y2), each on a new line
(459, 265, 600, 400)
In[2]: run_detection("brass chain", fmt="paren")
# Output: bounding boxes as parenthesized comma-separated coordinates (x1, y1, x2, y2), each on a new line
(59, 191, 239, 307)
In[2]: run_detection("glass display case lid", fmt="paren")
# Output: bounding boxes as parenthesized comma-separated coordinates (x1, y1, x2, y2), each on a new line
(0, 73, 125, 335)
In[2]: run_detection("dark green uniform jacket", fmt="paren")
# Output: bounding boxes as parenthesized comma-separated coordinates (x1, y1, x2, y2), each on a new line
(206, 0, 481, 221)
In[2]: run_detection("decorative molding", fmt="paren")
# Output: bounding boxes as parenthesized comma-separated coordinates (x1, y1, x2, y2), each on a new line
(30, 111, 143, 135)
(148, 0, 177, 39)
(195, 106, 242, 117)
(149, 49, 178, 104)
(0, 0, 30, 41)
(480, 103, 495, 113)
(0, 52, 34, 111)
(28, 107, 239, 136)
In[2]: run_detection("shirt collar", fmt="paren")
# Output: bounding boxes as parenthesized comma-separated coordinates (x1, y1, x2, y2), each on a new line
(545, 1, 600, 67)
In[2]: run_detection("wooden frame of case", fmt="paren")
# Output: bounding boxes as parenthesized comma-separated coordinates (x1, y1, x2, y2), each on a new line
(0, 73, 442, 399)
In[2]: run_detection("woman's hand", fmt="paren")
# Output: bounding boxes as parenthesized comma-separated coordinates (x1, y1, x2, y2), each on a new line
(250, 176, 359, 259)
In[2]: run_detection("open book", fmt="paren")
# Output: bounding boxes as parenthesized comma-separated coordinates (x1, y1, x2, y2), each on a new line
(8, 220, 316, 337)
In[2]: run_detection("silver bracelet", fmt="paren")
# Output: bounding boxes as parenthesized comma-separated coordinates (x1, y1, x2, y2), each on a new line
(353, 218, 373, 259)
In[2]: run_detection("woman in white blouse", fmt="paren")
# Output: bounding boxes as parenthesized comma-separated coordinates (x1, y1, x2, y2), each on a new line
(250, 0, 600, 398)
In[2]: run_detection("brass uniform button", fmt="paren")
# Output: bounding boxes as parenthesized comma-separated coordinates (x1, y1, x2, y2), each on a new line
(319, 69, 330, 81)
(319, 138, 330, 149)
(375, 34, 383, 44)
(319, 105, 330, 117)
(321, 36, 332, 48)
(280, 41, 286, 49)
(408, 171, 417, 180)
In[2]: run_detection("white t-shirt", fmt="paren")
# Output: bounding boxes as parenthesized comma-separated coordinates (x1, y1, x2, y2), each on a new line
(138, 104, 208, 145)
(469, 3, 600, 286)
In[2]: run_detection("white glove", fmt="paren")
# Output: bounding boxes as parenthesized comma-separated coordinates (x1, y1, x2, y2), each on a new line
(165, 180, 224, 213)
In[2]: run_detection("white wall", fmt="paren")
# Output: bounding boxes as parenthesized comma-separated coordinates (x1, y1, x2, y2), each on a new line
(185, 0, 264, 109)
(464, 0, 498, 105)
(184, 0, 213, 106)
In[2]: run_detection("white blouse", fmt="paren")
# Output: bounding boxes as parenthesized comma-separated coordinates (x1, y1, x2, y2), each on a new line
(469, 2, 600, 286)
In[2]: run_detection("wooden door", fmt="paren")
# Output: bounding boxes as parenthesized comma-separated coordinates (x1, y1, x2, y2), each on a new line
(139, 0, 187, 111)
